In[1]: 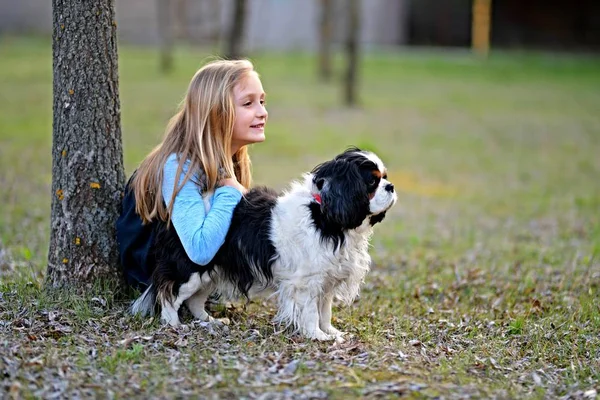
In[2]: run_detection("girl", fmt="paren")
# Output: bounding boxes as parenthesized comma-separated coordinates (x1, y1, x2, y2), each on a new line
(117, 59, 268, 292)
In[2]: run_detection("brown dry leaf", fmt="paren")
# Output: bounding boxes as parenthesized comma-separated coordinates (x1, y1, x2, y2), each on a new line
(8, 381, 21, 400)
(24, 355, 44, 367)
(119, 335, 139, 347)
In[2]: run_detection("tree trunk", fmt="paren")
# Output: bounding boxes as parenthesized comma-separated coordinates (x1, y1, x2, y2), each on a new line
(210, 0, 222, 46)
(226, 0, 247, 59)
(157, 0, 173, 73)
(48, 0, 125, 289)
(344, 0, 360, 106)
(174, 0, 189, 41)
(318, 0, 334, 81)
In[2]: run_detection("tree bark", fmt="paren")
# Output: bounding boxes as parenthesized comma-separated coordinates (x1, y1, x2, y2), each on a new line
(344, 0, 360, 106)
(226, 0, 247, 59)
(48, 0, 125, 288)
(318, 0, 334, 81)
(174, 0, 189, 41)
(210, 0, 222, 45)
(157, 0, 174, 73)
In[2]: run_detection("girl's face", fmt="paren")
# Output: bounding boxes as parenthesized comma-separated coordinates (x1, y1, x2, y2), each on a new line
(231, 72, 268, 153)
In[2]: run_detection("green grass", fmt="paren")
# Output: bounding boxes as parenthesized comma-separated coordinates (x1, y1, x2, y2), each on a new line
(1, 35, 600, 398)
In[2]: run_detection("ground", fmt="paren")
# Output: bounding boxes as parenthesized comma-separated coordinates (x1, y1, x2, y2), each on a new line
(1, 36, 599, 398)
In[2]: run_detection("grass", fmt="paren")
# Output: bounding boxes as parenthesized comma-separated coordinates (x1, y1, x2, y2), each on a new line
(1, 35, 600, 398)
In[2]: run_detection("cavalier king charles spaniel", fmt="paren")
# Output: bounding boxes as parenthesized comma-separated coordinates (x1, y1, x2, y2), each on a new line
(131, 147, 397, 342)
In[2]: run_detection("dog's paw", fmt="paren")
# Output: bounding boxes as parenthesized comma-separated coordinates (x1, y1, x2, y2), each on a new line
(323, 326, 346, 337)
(334, 334, 346, 344)
(309, 329, 335, 341)
(324, 327, 347, 343)
(161, 306, 182, 327)
(161, 315, 181, 327)
(193, 314, 213, 323)
(161, 318, 181, 327)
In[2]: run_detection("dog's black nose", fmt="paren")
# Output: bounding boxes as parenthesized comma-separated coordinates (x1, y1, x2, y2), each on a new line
(385, 183, 394, 193)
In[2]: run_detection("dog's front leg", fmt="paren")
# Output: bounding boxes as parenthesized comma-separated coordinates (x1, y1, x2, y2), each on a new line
(319, 290, 346, 342)
(299, 293, 333, 341)
(277, 288, 333, 341)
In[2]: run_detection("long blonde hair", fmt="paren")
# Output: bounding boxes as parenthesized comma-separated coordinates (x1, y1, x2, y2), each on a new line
(132, 59, 255, 224)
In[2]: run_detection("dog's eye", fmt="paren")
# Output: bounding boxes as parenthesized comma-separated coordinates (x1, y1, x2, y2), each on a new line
(383, 174, 388, 179)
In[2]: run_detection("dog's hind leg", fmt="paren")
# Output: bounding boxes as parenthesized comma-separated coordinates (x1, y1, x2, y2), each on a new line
(160, 272, 203, 327)
(160, 300, 180, 327)
(185, 273, 216, 321)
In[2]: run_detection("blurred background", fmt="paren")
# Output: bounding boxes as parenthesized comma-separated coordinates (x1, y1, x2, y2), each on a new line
(2, 0, 600, 50)
(0, 0, 599, 283)
(1, 4, 599, 395)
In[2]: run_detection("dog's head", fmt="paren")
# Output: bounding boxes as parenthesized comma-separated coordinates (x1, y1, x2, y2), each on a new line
(311, 147, 397, 230)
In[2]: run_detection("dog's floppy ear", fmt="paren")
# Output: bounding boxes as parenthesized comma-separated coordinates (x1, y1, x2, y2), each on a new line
(313, 160, 370, 229)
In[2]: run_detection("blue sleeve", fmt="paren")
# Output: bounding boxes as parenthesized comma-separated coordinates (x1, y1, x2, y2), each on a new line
(162, 154, 243, 265)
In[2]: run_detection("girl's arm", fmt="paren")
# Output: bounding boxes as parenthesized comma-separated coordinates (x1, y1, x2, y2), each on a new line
(162, 154, 243, 265)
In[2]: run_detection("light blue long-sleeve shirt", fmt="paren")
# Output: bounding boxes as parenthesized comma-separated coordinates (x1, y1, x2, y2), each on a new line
(162, 154, 243, 265)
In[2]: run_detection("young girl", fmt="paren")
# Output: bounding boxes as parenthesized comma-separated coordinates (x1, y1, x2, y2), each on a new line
(117, 59, 268, 290)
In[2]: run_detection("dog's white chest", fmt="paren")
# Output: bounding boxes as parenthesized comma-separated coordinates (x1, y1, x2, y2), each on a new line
(269, 198, 372, 296)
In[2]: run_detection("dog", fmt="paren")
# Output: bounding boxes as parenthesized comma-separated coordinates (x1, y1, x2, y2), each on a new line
(131, 147, 397, 341)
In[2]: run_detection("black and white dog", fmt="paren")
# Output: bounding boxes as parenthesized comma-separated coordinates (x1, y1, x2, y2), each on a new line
(131, 148, 397, 341)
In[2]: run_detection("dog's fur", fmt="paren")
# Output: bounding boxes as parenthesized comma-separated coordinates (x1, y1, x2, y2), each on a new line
(131, 148, 397, 341)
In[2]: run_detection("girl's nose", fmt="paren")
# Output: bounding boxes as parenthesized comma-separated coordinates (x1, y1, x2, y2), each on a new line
(258, 106, 268, 118)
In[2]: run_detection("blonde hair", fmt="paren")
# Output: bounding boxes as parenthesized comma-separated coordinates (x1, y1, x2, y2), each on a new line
(132, 59, 256, 224)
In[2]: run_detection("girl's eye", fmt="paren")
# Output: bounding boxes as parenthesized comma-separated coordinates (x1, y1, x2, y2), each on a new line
(243, 102, 252, 107)
(260, 100, 266, 105)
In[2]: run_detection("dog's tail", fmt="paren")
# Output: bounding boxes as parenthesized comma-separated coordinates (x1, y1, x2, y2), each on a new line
(130, 284, 157, 317)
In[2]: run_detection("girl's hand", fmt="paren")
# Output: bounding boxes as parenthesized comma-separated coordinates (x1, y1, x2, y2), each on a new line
(219, 177, 248, 195)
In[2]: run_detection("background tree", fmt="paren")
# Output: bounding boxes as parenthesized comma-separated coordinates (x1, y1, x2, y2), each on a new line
(344, 0, 360, 106)
(157, 0, 174, 73)
(174, 0, 190, 42)
(48, 0, 125, 288)
(208, 0, 223, 47)
(318, 0, 334, 81)
(226, 0, 247, 59)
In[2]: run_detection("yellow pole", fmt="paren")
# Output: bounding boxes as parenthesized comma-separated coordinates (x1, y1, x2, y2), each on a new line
(472, 0, 492, 56)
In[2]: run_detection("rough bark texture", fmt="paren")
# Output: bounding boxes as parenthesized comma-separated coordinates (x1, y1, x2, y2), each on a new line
(318, 0, 333, 81)
(174, 0, 190, 41)
(157, 0, 173, 73)
(48, 0, 125, 288)
(344, 0, 360, 106)
(226, 0, 247, 59)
